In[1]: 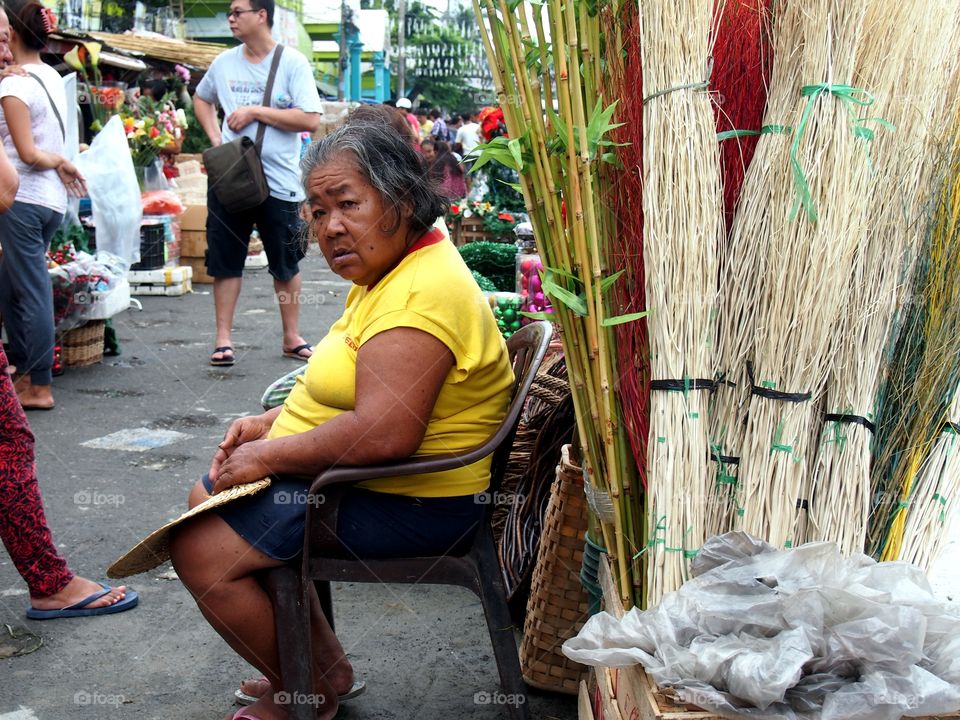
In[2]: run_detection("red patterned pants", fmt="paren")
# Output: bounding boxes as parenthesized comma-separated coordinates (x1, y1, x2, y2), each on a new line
(0, 346, 72, 598)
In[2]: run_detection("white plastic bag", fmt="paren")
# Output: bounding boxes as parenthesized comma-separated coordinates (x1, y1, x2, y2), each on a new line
(74, 115, 142, 269)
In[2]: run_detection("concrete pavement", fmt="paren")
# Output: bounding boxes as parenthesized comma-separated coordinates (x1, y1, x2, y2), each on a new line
(0, 249, 577, 720)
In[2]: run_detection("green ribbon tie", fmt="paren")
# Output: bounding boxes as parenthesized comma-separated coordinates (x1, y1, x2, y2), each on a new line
(933, 493, 948, 523)
(790, 84, 883, 223)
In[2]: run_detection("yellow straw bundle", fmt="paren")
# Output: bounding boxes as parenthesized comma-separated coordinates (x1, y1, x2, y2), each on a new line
(734, 0, 871, 549)
(640, 0, 723, 604)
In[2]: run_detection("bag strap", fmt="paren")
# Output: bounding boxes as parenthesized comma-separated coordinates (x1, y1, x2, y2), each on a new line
(254, 44, 284, 151)
(26, 71, 65, 141)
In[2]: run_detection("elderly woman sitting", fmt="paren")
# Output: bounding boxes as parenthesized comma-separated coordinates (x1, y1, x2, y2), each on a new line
(169, 120, 513, 720)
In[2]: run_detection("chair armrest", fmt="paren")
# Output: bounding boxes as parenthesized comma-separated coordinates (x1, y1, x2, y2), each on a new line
(307, 441, 496, 496)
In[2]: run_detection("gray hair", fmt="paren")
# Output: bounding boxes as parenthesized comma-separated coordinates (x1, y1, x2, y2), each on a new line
(300, 121, 447, 234)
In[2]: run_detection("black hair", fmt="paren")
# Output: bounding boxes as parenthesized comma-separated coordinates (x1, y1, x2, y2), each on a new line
(7, 0, 49, 51)
(301, 121, 446, 235)
(248, 0, 274, 27)
(141, 79, 168, 100)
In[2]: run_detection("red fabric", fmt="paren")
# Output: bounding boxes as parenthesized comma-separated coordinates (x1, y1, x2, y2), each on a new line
(0, 347, 73, 597)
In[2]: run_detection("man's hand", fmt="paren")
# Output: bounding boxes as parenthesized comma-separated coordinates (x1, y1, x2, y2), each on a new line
(226, 106, 263, 133)
(209, 414, 273, 483)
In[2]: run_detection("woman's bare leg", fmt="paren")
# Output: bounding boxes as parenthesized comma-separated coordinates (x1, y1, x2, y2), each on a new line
(172, 480, 351, 719)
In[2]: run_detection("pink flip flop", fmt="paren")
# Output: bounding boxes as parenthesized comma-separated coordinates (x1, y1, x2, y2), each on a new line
(234, 676, 366, 705)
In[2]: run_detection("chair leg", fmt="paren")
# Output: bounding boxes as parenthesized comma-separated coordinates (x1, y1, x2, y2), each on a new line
(314, 579, 334, 631)
(473, 530, 530, 720)
(263, 566, 315, 720)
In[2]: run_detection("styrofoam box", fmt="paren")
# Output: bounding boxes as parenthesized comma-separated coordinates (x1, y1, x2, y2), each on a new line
(131, 280, 192, 297)
(85, 279, 131, 320)
(128, 266, 193, 286)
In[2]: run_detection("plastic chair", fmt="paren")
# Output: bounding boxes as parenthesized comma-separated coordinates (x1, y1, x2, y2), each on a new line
(264, 321, 553, 720)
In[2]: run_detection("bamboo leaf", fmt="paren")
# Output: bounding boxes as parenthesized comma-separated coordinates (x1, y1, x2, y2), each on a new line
(601, 311, 650, 327)
(507, 138, 523, 171)
(543, 275, 588, 316)
(585, 98, 625, 158)
(543, 265, 583, 286)
(507, 0, 523, 10)
(496, 180, 524, 193)
(520, 310, 552, 320)
(599, 269, 625, 293)
(471, 136, 520, 172)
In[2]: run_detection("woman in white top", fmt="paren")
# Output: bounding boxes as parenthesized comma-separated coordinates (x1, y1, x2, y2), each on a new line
(0, 1, 85, 411)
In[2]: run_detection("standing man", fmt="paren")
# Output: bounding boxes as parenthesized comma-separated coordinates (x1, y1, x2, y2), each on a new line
(395, 97, 420, 150)
(194, 0, 322, 366)
(456, 109, 481, 160)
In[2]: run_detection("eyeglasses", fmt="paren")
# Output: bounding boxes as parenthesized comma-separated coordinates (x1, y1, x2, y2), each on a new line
(227, 8, 258, 19)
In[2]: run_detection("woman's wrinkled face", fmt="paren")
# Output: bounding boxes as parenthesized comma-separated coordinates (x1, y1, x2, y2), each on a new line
(307, 156, 413, 286)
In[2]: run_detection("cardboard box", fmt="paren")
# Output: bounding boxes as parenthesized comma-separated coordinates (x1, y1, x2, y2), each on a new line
(179, 204, 208, 232)
(182, 256, 214, 284)
(180, 230, 207, 259)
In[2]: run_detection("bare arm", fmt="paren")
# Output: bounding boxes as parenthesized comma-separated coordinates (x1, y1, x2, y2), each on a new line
(2, 96, 65, 169)
(0, 144, 19, 212)
(226, 106, 321, 134)
(1, 97, 86, 197)
(210, 327, 455, 493)
(193, 95, 222, 147)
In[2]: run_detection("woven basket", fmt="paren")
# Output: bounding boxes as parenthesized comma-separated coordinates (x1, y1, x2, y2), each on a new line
(520, 443, 590, 694)
(61, 320, 105, 367)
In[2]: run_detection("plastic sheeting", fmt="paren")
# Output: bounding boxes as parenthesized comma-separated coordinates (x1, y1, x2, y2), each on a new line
(563, 531, 960, 720)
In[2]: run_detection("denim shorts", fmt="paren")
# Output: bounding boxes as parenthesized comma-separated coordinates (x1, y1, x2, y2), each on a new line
(201, 474, 484, 561)
(204, 189, 307, 281)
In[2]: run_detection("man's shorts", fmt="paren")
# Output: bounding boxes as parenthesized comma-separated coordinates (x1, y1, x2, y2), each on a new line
(205, 188, 307, 281)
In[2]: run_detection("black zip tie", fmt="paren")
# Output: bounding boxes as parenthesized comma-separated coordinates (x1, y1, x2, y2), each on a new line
(651, 378, 717, 392)
(746, 361, 812, 403)
(825, 413, 875, 434)
(796, 498, 809, 511)
(710, 449, 740, 465)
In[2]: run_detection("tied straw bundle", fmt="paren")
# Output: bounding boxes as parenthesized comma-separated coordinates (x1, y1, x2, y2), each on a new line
(869, 100, 960, 562)
(899, 390, 960, 571)
(472, 0, 644, 606)
(806, 0, 960, 555)
(639, 0, 724, 605)
(707, 0, 809, 539)
(734, 0, 872, 549)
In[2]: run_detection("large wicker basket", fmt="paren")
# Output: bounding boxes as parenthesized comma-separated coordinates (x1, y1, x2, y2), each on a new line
(61, 320, 105, 367)
(520, 443, 590, 694)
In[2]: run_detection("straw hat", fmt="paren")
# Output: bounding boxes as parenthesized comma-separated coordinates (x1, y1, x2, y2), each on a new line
(107, 478, 272, 578)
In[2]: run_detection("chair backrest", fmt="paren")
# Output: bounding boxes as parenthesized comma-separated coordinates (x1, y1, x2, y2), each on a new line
(487, 321, 554, 495)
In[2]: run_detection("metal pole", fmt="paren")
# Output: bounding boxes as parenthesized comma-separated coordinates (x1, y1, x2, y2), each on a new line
(338, 0, 348, 101)
(397, 0, 406, 98)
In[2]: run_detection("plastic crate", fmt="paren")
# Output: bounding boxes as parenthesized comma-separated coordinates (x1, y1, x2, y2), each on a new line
(130, 222, 167, 271)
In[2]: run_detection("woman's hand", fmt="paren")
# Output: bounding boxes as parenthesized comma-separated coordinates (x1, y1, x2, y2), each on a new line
(208, 413, 274, 484)
(56, 160, 87, 198)
(210, 439, 273, 494)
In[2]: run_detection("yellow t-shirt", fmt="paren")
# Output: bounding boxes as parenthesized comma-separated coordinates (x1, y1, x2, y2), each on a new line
(268, 230, 513, 497)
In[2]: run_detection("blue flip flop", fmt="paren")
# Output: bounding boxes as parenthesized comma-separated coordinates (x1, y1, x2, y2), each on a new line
(26, 582, 139, 620)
